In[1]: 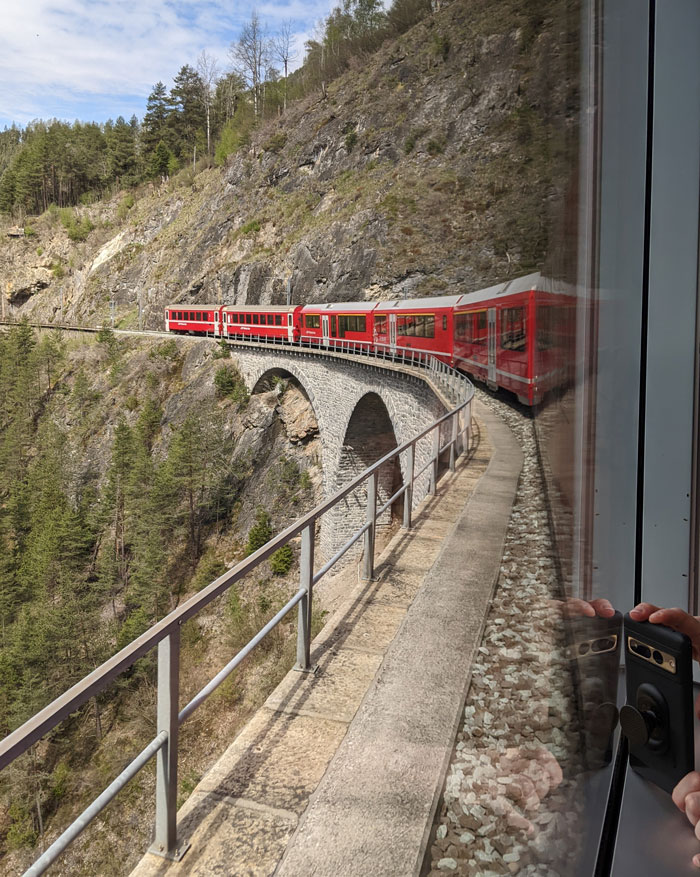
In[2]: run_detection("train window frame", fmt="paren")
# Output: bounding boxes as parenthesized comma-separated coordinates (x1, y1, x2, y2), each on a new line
(276, 315, 283, 326)
(253, 314, 259, 325)
(305, 314, 320, 329)
(443, 315, 447, 331)
(500, 306, 527, 352)
(338, 315, 367, 336)
(374, 315, 388, 336)
(397, 313, 435, 339)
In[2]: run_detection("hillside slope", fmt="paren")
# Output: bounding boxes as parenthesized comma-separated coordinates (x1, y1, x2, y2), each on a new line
(1, 0, 577, 328)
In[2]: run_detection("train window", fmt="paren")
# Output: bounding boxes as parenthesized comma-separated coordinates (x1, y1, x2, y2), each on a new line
(501, 307, 527, 351)
(253, 314, 259, 325)
(454, 313, 472, 342)
(197, 312, 201, 321)
(398, 314, 435, 338)
(305, 314, 320, 329)
(536, 305, 566, 351)
(374, 315, 388, 336)
(246, 314, 252, 324)
(276, 315, 283, 326)
(443, 315, 447, 331)
(338, 315, 367, 336)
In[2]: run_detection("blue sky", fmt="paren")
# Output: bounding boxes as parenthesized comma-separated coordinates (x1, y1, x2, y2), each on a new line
(0, 0, 338, 129)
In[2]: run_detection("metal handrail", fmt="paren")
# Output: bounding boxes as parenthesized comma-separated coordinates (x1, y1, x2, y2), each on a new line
(0, 322, 474, 875)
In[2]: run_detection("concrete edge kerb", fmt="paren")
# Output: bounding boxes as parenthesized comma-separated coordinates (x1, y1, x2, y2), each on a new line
(275, 398, 523, 877)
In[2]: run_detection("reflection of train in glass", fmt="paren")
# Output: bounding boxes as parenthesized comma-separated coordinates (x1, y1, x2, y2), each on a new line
(164, 273, 575, 406)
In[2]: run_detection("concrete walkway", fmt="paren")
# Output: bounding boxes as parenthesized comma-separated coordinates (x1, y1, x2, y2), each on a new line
(129, 399, 521, 877)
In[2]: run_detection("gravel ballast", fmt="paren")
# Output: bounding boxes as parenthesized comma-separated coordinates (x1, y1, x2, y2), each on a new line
(426, 392, 583, 877)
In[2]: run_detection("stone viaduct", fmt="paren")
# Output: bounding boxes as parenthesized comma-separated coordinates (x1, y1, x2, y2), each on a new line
(230, 346, 456, 561)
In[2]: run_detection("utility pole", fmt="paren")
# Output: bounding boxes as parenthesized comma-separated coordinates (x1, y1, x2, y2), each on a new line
(286, 276, 292, 306)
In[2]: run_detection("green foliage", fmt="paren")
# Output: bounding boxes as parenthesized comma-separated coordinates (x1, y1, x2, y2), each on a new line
(270, 544, 293, 575)
(191, 550, 227, 592)
(116, 607, 150, 650)
(35, 246, 43, 256)
(59, 207, 94, 242)
(6, 801, 37, 849)
(431, 33, 451, 61)
(246, 507, 272, 555)
(212, 339, 231, 359)
(149, 339, 179, 361)
(344, 130, 358, 152)
(23, 223, 35, 236)
(263, 132, 288, 153)
(50, 261, 64, 279)
(96, 326, 116, 346)
(116, 193, 135, 220)
(240, 219, 261, 236)
(214, 364, 248, 403)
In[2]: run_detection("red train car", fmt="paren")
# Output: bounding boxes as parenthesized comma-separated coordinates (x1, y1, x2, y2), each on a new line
(165, 274, 573, 406)
(165, 306, 221, 336)
(222, 305, 302, 343)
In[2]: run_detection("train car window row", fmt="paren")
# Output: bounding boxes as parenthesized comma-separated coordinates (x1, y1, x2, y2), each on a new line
(501, 307, 527, 351)
(398, 314, 435, 338)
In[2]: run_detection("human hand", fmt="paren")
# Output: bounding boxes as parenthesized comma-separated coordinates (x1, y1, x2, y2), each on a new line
(558, 597, 616, 619)
(629, 603, 700, 662)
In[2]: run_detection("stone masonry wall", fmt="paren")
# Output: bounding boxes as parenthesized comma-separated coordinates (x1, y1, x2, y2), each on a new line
(232, 348, 449, 562)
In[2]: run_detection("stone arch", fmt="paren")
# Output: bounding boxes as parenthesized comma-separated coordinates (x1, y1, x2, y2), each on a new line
(250, 366, 318, 415)
(323, 392, 404, 563)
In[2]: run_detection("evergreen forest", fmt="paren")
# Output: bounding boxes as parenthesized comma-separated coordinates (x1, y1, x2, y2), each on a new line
(0, 324, 316, 864)
(0, 0, 433, 217)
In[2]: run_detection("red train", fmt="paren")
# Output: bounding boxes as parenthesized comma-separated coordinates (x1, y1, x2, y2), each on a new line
(164, 273, 574, 406)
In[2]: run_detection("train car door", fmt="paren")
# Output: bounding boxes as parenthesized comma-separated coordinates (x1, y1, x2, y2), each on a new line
(487, 308, 497, 386)
(389, 314, 397, 352)
(287, 313, 294, 343)
(322, 315, 330, 345)
(214, 310, 220, 337)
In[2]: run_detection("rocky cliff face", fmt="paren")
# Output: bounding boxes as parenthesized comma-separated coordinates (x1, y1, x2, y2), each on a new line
(0, 0, 576, 328)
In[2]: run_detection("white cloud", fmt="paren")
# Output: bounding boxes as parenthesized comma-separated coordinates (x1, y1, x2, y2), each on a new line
(0, 0, 337, 126)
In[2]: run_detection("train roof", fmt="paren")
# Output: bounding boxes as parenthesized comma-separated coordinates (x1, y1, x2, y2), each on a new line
(222, 304, 299, 312)
(300, 273, 544, 313)
(452, 272, 542, 307)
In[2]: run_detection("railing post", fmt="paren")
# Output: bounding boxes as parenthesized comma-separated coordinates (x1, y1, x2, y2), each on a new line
(403, 443, 415, 530)
(296, 522, 315, 671)
(362, 471, 378, 581)
(449, 412, 458, 472)
(150, 627, 187, 861)
(430, 428, 440, 496)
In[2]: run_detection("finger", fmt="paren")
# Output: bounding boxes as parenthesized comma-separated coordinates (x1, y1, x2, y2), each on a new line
(562, 598, 596, 618)
(693, 852, 700, 869)
(647, 607, 700, 634)
(672, 772, 700, 811)
(687, 793, 700, 828)
(629, 603, 661, 621)
(589, 598, 616, 618)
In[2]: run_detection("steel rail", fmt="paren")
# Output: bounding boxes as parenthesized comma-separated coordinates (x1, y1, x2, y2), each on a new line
(24, 731, 168, 877)
(178, 588, 307, 723)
